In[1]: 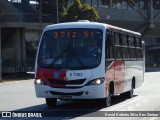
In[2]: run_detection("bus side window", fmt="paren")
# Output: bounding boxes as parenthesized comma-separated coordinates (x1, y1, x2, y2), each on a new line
(114, 33, 122, 59)
(135, 37, 143, 59)
(106, 31, 114, 59)
(135, 37, 141, 48)
(121, 34, 128, 46)
(128, 36, 135, 47)
(121, 34, 130, 60)
(129, 36, 136, 60)
(114, 32, 121, 45)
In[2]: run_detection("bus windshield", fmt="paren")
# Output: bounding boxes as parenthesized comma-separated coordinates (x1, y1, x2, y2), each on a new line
(38, 28, 103, 70)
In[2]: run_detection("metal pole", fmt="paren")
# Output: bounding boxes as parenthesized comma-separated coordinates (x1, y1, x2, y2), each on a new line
(150, 0, 153, 24)
(130, 0, 148, 21)
(39, 0, 42, 27)
(56, 0, 59, 23)
(148, 0, 156, 29)
(39, 0, 42, 39)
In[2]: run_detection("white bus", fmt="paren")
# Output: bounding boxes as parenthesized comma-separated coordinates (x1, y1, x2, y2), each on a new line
(34, 20, 144, 107)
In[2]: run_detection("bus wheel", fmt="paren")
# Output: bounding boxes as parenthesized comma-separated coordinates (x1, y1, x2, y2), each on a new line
(126, 81, 134, 98)
(102, 89, 112, 107)
(46, 98, 57, 107)
(107, 88, 112, 107)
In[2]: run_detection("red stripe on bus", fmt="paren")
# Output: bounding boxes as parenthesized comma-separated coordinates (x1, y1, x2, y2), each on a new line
(105, 60, 125, 96)
(36, 67, 66, 87)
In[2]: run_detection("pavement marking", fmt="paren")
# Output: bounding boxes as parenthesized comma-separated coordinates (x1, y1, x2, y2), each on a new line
(149, 117, 158, 120)
(108, 96, 143, 111)
(118, 109, 125, 111)
(135, 103, 141, 107)
(127, 106, 134, 111)
(142, 98, 148, 103)
(0, 79, 34, 85)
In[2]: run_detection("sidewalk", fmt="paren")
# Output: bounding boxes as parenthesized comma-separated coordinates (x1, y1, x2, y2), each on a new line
(0, 73, 34, 84)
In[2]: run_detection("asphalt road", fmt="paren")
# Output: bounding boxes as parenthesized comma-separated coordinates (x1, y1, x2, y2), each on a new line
(0, 72, 160, 120)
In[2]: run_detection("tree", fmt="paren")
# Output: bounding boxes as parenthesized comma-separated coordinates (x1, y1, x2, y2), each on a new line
(58, 0, 68, 22)
(65, 0, 99, 22)
(101, 0, 110, 6)
(37, 0, 69, 22)
(66, 0, 82, 21)
(80, 4, 99, 21)
(37, 0, 55, 14)
(37, 0, 99, 22)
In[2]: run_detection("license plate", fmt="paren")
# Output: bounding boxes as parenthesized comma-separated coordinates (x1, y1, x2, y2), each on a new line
(60, 95, 72, 100)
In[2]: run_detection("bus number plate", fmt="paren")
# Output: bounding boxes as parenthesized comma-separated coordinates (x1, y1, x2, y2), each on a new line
(60, 95, 72, 100)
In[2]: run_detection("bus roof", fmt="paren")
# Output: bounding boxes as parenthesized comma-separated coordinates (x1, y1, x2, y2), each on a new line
(44, 20, 141, 36)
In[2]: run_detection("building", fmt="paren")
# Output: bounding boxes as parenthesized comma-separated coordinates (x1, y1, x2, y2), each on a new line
(0, 0, 160, 80)
(0, 0, 53, 80)
(72, 0, 160, 71)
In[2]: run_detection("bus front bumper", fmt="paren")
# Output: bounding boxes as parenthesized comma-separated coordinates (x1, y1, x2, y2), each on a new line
(34, 84, 106, 99)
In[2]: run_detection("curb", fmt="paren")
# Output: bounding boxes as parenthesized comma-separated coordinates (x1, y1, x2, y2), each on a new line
(0, 79, 34, 85)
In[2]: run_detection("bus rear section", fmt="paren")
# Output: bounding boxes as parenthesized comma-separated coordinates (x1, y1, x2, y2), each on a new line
(105, 30, 144, 98)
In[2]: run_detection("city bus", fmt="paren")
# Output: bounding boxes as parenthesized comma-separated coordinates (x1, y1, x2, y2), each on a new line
(34, 20, 144, 107)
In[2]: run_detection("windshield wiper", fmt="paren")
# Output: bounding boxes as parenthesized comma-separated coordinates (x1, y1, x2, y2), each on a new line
(48, 48, 67, 68)
(48, 37, 73, 68)
(69, 50, 87, 69)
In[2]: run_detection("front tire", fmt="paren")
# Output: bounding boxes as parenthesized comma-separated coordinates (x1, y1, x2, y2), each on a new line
(46, 98, 57, 107)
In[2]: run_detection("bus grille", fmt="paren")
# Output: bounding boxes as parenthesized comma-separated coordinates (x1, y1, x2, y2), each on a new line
(50, 91, 83, 96)
(47, 79, 86, 86)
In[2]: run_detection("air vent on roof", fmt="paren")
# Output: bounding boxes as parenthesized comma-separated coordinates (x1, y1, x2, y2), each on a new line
(78, 20, 90, 22)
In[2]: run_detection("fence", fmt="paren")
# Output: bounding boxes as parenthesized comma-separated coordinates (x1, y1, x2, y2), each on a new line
(0, 13, 55, 23)
(2, 58, 35, 73)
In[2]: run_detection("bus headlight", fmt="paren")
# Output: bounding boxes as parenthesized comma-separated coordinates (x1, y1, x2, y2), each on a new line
(87, 78, 105, 85)
(35, 79, 44, 85)
(95, 79, 101, 85)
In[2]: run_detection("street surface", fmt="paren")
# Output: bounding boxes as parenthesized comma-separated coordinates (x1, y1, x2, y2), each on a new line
(0, 72, 160, 120)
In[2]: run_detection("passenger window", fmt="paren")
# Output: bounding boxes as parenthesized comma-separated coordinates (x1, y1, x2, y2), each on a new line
(106, 31, 114, 59)
(136, 48, 143, 59)
(128, 36, 135, 47)
(115, 46, 122, 59)
(121, 34, 128, 46)
(130, 48, 136, 59)
(135, 37, 141, 48)
(114, 33, 121, 45)
(122, 47, 130, 59)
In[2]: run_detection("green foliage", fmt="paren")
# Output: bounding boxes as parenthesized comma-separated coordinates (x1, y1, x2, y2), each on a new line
(37, 0, 99, 23)
(37, 0, 69, 22)
(37, 0, 56, 14)
(58, 0, 68, 22)
(66, 0, 82, 21)
(80, 4, 99, 21)
(101, 0, 110, 5)
(65, 0, 99, 22)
